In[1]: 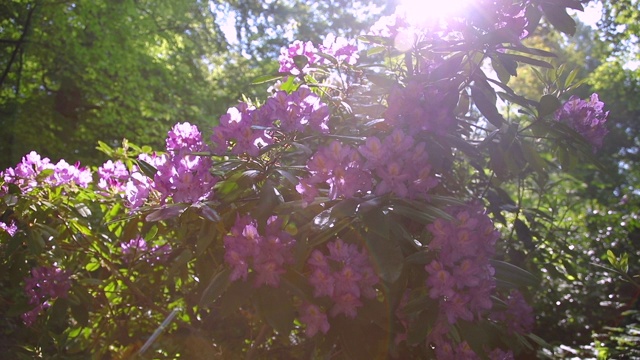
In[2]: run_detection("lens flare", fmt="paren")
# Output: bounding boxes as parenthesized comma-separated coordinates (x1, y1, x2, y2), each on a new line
(398, 0, 472, 25)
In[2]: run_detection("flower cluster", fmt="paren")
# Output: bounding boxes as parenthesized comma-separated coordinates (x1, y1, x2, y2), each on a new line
(211, 102, 270, 157)
(278, 40, 319, 75)
(319, 34, 359, 66)
(306, 239, 379, 319)
(223, 215, 296, 287)
(120, 237, 172, 265)
(368, 13, 411, 39)
(97, 160, 129, 193)
(384, 81, 457, 135)
(298, 302, 330, 337)
(124, 153, 159, 209)
(212, 87, 330, 156)
(1, 151, 91, 193)
(370, 1, 529, 44)
(155, 122, 217, 204)
(425, 204, 499, 325)
(261, 87, 330, 134)
(298, 130, 438, 202)
(491, 289, 534, 334)
(0, 220, 17, 237)
(555, 93, 609, 150)
(297, 140, 371, 202)
(278, 35, 359, 75)
(359, 130, 438, 198)
(115, 124, 218, 208)
(22, 265, 71, 326)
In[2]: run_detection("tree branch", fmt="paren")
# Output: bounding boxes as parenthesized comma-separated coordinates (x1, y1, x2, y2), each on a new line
(0, 2, 38, 89)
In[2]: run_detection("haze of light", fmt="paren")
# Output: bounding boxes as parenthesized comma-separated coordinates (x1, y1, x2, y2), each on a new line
(398, 0, 472, 25)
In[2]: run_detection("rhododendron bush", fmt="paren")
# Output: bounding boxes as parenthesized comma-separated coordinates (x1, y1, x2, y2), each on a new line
(0, 1, 611, 358)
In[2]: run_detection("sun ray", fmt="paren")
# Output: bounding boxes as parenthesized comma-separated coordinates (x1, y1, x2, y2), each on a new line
(398, 0, 472, 25)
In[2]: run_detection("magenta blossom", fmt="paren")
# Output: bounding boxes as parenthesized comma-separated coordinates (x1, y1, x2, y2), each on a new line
(278, 40, 319, 75)
(98, 160, 129, 192)
(0, 220, 17, 237)
(555, 93, 609, 150)
(22, 265, 71, 326)
(298, 302, 330, 337)
(425, 204, 498, 325)
(155, 123, 217, 204)
(2, 151, 92, 192)
(319, 34, 359, 65)
(223, 214, 295, 287)
(490, 289, 534, 334)
(306, 239, 379, 319)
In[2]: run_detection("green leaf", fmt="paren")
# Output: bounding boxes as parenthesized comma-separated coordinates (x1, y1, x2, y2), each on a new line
(281, 270, 315, 300)
(254, 287, 294, 334)
(308, 217, 353, 247)
(252, 72, 286, 84)
(199, 268, 232, 307)
(279, 75, 299, 93)
(406, 306, 438, 345)
(367, 73, 398, 89)
(146, 204, 188, 222)
(491, 56, 512, 84)
(330, 198, 360, 219)
(85, 261, 100, 272)
(275, 169, 299, 187)
(499, 53, 554, 69)
(367, 46, 386, 56)
(490, 260, 539, 287)
(363, 210, 404, 284)
(542, 4, 577, 36)
(514, 218, 534, 250)
(334, 317, 375, 359)
(136, 159, 158, 179)
(26, 229, 45, 255)
(252, 180, 284, 224)
(316, 51, 339, 65)
(404, 251, 437, 265)
(471, 83, 505, 127)
(520, 141, 547, 184)
(606, 249, 618, 267)
(96, 141, 115, 156)
(620, 253, 629, 273)
(197, 203, 221, 222)
(537, 94, 562, 118)
(219, 281, 254, 316)
(75, 203, 92, 218)
(70, 302, 89, 327)
(169, 250, 193, 275)
(293, 54, 309, 70)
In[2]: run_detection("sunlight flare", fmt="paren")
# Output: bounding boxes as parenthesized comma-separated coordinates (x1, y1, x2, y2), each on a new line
(398, 0, 472, 25)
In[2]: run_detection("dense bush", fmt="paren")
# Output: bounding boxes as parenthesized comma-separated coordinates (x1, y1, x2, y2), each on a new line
(0, 1, 620, 358)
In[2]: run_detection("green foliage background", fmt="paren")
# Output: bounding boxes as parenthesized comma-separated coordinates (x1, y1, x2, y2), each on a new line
(1, 0, 640, 358)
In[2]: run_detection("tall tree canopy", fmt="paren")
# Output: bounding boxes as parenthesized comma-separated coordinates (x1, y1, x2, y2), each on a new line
(0, 0, 384, 168)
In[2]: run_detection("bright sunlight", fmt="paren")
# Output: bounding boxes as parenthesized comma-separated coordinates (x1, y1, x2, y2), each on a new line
(398, 0, 472, 25)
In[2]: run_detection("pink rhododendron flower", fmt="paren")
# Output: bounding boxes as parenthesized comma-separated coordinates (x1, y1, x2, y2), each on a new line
(555, 93, 609, 150)
(223, 215, 295, 287)
(278, 40, 319, 75)
(22, 265, 71, 326)
(425, 204, 499, 324)
(1, 151, 92, 192)
(98, 160, 129, 192)
(306, 239, 379, 319)
(0, 220, 17, 237)
(155, 122, 217, 204)
(319, 34, 359, 65)
(298, 302, 330, 337)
